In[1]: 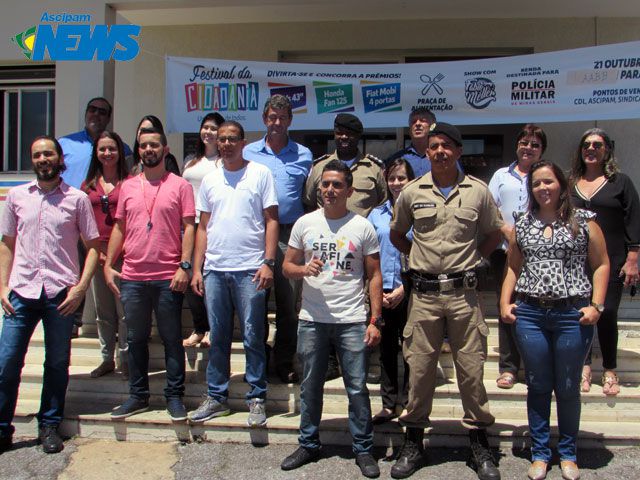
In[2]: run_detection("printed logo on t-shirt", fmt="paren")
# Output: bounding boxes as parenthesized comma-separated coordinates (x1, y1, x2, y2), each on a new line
(306, 234, 357, 276)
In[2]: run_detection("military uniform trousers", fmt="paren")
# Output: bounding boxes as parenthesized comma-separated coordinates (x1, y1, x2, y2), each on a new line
(398, 287, 495, 430)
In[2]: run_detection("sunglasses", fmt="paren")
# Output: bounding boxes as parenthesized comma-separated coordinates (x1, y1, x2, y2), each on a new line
(582, 141, 604, 150)
(517, 140, 542, 149)
(87, 105, 110, 116)
(100, 195, 109, 214)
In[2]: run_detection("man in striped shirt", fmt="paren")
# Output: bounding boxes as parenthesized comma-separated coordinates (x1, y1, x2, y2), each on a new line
(0, 135, 100, 454)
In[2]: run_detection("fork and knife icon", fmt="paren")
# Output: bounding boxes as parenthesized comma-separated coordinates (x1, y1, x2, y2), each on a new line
(420, 73, 445, 95)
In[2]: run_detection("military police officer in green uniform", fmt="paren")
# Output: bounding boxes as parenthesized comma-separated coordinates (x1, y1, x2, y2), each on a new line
(304, 113, 386, 218)
(389, 123, 503, 480)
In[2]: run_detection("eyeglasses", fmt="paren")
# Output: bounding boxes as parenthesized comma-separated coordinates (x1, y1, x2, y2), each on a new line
(582, 141, 604, 150)
(217, 136, 242, 144)
(100, 195, 109, 214)
(321, 180, 346, 189)
(517, 140, 542, 149)
(87, 105, 110, 116)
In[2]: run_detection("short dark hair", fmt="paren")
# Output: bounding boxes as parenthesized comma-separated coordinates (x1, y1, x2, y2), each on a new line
(263, 94, 292, 117)
(409, 107, 435, 125)
(322, 159, 353, 188)
(138, 127, 167, 146)
(516, 124, 547, 154)
(32, 135, 64, 158)
(85, 97, 112, 117)
(133, 115, 167, 163)
(218, 120, 245, 139)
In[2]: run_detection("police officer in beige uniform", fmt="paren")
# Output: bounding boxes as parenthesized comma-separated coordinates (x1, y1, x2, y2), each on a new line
(304, 113, 387, 381)
(389, 123, 503, 480)
(304, 113, 386, 218)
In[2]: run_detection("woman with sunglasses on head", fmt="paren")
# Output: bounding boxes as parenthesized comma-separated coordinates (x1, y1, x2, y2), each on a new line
(569, 128, 640, 396)
(129, 115, 181, 176)
(181, 112, 225, 348)
(501, 160, 609, 480)
(367, 158, 415, 424)
(81, 131, 131, 378)
(489, 124, 547, 390)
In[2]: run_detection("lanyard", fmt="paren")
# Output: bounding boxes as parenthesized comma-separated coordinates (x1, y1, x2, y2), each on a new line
(139, 173, 166, 231)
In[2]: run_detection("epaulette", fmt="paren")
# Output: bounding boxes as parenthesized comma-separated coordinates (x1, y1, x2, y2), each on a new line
(403, 176, 423, 189)
(312, 153, 331, 165)
(465, 173, 489, 188)
(364, 153, 385, 168)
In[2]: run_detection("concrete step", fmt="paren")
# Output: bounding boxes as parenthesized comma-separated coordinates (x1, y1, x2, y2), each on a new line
(16, 362, 640, 422)
(12, 399, 639, 449)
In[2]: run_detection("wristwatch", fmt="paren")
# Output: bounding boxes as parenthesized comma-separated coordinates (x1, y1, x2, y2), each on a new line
(590, 301, 605, 314)
(369, 315, 385, 328)
(262, 258, 276, 269)
(179, 261, 192, 270)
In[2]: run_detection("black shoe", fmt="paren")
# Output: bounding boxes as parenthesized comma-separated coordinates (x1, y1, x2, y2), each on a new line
(281, 446, 320, 471)
(356, 453, 380, 478)
(38, 425, 63, 454)
(391, 428, 426, 479)
(467, 429, 500, 480)
(167, 398, 188, 421)
(111, 397, 149, 419)
(372, 408, 397, 425)
(0, 436, 12, 453)
(367, 372, 381, 384)
(325, 356, 341, 382)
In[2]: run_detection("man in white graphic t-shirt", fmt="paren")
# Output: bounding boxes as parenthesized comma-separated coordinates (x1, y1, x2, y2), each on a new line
(280, 159, 383, 478)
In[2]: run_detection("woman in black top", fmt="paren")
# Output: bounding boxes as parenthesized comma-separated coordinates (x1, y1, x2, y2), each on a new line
(570, 128, 640, 396)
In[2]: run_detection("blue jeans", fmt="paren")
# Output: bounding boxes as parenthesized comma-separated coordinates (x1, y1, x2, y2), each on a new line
(0, 289, 75, 437)
(514, 300, 594, 462)
(203, 270, 267, 402)
(297, 320, 373, 454)
(119, 280, 185, 400)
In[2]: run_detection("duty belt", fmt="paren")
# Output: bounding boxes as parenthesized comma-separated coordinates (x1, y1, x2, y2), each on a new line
(409, 270, 478, 293)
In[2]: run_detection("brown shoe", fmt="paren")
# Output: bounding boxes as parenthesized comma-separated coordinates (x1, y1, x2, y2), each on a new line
(560, 460, 580, 480)
(527, 460, 548, 480)
(90, 360, 115, 378)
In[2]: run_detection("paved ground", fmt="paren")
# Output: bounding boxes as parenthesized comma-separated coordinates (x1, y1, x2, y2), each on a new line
(1, 436, 639, 479)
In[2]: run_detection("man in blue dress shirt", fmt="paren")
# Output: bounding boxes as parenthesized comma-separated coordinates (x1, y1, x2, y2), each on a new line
(243, 94, 312, 383)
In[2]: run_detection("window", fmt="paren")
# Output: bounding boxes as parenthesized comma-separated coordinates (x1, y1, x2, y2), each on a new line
(0, 66, 55, 172)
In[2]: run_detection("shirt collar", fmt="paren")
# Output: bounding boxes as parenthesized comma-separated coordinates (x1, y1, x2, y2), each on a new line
(28, 178, 68, 195)
(257, 135, 295, 154)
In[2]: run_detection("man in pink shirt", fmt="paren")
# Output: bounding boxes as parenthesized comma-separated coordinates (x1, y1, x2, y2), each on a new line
(0, 135, 100, 454)
(104, 127, 195, 421)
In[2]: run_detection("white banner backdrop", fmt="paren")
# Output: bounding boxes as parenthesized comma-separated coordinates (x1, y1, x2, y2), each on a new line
(165, 41, 640, 133)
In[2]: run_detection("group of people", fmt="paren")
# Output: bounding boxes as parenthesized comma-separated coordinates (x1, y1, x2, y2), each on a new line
(0, 93, 637, 480)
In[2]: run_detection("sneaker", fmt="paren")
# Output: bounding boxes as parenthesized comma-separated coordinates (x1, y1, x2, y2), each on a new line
(38, 425, 63, 454)
(111, 397, 149, 419)
(247, 398, 267, 427)
(167, 398, 188, 421)
(188, 397, 230, 423)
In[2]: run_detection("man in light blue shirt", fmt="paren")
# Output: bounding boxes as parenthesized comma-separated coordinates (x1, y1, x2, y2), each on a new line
(58, 97, 132, 189)
(243, 94, 312, 384)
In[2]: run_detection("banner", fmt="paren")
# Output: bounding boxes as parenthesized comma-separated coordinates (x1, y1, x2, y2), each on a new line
(165, 41, 640, 133)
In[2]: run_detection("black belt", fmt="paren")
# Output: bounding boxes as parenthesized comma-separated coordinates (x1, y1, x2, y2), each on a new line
(409, 270, 477, 293)
(516, 294, 584, 309)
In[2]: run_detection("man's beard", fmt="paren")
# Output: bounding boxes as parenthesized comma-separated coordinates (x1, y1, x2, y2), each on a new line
(33, 162, 65, 181)
(141, 154, 163, 168)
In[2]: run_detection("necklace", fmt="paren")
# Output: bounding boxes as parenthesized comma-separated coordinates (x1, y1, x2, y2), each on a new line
(139, 173, 166, 231)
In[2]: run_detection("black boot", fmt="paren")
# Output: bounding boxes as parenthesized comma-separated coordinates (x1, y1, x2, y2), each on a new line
(467, 429, 500, 480)
(390, 427, 425, 479)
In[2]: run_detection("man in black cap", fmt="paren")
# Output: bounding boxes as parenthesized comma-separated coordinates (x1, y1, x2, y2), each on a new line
(303, 113, 387, 381)
(304, 113, 386, 218)
(389, 122, 503, 480)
